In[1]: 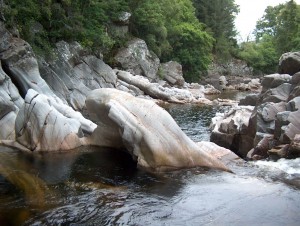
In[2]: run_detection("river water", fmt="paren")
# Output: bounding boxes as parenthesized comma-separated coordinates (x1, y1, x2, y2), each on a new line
(0, 92, 300, 226)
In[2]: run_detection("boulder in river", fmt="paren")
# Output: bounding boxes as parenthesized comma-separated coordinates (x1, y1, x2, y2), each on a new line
(86, 88, 231, 172)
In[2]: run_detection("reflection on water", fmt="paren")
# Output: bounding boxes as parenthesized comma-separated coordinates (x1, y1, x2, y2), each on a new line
(0, 91, 299, 225)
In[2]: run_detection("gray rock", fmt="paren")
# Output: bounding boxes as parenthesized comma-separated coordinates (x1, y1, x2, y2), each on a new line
(261, 83, 291, 103)
(0, 111, 16, 140)
(14, 89, 96, 151)
(261, 74, 291, 92)
(114, 38, 160, 81)
(256, 102, 286, 134)
(210, 106, 254, 157)
(278, 51, 300, 75)
(280, 110, 300, 143)
(289, 134, 300, 158)
(116, 70, 196, 103)
(239, 94, 258, 106)
(248, 133, 274, 159)
(219, 76, 228, 89)
(159, 61, 185, 87)
(287, 96, 300, 111)
(86, 88, 231, 172)
(274, 111, 291, 139)
(40, 41, 117, 110)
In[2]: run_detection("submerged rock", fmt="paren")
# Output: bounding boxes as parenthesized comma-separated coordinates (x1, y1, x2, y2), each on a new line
(86, 88, 231, 172)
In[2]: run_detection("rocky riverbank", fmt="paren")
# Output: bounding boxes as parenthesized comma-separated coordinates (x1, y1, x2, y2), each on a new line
(0, 22, 236, 172)
(211, 52, 300, 160)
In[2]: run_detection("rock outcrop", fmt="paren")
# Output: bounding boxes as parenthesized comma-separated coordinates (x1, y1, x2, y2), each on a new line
(210, 106, 255, 157)
(159, 61, 185, 87)
(114, 38, 160, 81)
(210, 52, 300, 160)
(86, 88, 231, 172)
(39, 41, 117, 110)
(13, 89, 94, 151)
(278, 51, 300, 75)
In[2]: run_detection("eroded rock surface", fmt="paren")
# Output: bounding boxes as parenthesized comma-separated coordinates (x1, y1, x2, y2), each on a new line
(86, 88, 230, 172)
(114, 38, 160, 81)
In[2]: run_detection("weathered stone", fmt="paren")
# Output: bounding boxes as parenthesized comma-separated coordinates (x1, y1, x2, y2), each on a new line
(239, 94, 259, 106)
(114, 38, 160, 81)
(159, 61, 185, 87)
(210, 106, 254, 157)
(256, 102, 286, 134)
(14, 89, 96, 151)
(287, 97, 300, 111)
(116, 70, 201, 103)
(0, 111, 16, 140)
(261, 74, 292, 92)
(219, 76, 228, 89)
(86, 88, 230, 172)
(274, 111, 291, 139)
(289, 134, 300, 158)
(249, 133, 274, 160)
(268, 144, 290, 160)
(261, 83, 291, 103)
(278, 51, 300, 75)
(39, 41, 117, 110)
(201, 84, 221, 95)
(280, 110, 300, 143)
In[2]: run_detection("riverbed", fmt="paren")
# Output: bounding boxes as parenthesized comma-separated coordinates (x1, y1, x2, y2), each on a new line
(0, 93, 300, 225)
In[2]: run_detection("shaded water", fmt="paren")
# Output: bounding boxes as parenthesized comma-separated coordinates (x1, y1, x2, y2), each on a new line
(0, 91, 299, 226)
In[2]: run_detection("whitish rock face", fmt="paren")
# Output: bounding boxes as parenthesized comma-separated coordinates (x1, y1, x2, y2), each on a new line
(114, 38, 160, 81)
(86, 88, 230, 172)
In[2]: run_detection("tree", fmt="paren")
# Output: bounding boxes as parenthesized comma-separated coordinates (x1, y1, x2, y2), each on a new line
(192, 0, 239, 62)
(130, 0, 214, 81)
(240, 0, 300, 74)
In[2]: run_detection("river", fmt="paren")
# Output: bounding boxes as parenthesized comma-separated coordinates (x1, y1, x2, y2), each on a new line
(0, 92, 300, 226)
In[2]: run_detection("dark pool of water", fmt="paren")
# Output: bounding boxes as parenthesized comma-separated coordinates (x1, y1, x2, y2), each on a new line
(0, 92, 299, 226)
(1, 146, 299, 226)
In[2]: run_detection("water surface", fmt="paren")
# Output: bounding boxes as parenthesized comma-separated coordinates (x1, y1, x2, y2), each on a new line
(0, 91, 299, 226)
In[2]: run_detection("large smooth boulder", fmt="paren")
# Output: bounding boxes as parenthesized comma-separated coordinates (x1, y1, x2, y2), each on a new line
(278, 52, 300, 75)
(86, 88, 230, 172)
(114, 38, 160, 81)
(13, 89, 96, 151)
(159, 61, 185, 87)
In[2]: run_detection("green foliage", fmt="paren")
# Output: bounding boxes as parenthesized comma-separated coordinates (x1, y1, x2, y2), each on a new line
(192, 0, 239, 62)
(239, 35, 278, 74)
(2, 0, 128, 55)
(130, 0, 214, 81)
(240, 0, 300, 74)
